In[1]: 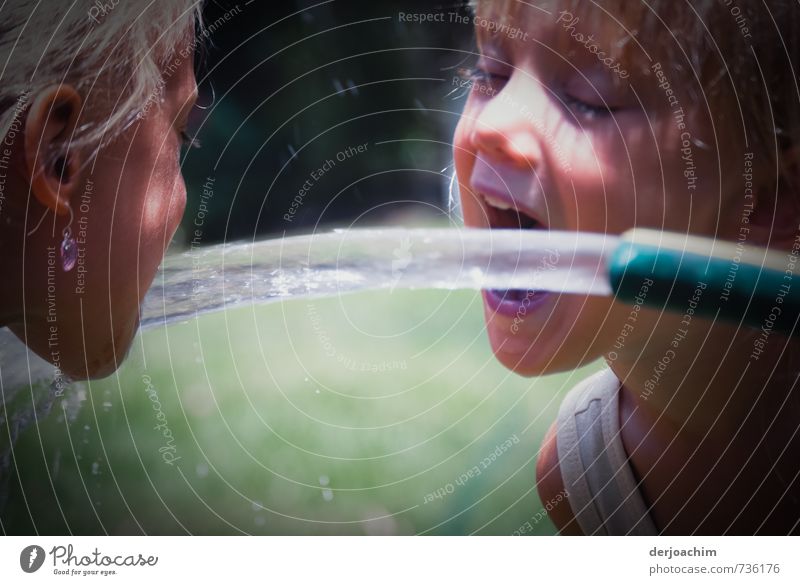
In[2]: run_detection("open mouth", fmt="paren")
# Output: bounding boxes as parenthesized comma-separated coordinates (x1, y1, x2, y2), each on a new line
(481, 193, 545, 231)
(479, 191, 553, 317)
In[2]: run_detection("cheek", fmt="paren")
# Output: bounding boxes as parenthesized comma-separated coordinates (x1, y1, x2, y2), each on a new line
(453, 118, 473, 181)
(135, 145, 186, 255)
(97, 135, 186, 297)
(564, 124, 660, 233)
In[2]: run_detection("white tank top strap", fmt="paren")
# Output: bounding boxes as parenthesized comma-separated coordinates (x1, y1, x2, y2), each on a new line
(555, 367, 659, 535)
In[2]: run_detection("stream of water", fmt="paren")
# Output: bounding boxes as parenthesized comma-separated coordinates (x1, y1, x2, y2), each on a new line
(140, 228, 617, 330)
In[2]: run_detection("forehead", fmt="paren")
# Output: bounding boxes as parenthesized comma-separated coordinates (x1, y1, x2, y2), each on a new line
(473, 0, 665, 74)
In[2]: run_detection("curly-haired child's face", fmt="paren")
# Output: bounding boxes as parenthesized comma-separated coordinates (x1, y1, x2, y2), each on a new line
(454, 8, 746, 375)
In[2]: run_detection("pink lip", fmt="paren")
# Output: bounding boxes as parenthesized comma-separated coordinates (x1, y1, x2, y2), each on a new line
(469, 157, 547, 225)
(483, 288, 553, 318)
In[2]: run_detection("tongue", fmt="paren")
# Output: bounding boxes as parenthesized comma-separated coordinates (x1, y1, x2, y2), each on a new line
(488, 205, 539, 230)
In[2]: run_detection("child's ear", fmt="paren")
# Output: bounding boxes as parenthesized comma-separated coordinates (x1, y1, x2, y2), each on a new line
(749, 146, 800, 249)
(23, 85, 84, 216)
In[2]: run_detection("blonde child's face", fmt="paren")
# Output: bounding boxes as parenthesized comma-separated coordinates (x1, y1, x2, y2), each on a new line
(16, 54, 197, 379)
(454, 5, 745, 375)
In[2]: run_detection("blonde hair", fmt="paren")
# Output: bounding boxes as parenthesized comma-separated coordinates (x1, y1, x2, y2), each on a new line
(0, 0, 202, 165)
(472, 0, 800, 167)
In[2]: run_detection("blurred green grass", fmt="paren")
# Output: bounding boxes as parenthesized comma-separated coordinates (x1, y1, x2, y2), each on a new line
(5, 290, 603, 535)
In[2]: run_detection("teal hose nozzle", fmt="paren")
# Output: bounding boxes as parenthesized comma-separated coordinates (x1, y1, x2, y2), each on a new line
(608, 229, 800, 336)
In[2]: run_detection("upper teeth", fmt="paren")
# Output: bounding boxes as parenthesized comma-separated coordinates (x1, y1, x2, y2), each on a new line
(484, 195, 514, 211)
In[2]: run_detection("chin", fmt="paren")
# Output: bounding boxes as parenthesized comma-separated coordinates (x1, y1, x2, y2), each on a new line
(80, 316, 140, 380)
(490, 340, 583, 377)
(484, 308, 601, 376)
(61, 311, 140, 381)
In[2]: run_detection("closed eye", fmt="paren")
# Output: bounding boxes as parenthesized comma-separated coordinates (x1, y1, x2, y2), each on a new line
(562, 93, 618, 120)
(458, 66, 509, 95)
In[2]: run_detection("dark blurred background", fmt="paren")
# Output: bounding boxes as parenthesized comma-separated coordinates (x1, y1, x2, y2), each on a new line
(179, 0, 476, 245)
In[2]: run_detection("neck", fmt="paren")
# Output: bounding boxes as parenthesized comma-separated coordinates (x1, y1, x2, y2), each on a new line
(608, 312, 796, 435)
(608, 312, 800, 533)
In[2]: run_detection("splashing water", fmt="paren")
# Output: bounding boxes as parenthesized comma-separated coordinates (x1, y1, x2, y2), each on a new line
(140, 228, 617, 330)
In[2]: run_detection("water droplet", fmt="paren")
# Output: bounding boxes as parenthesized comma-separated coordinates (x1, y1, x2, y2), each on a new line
(322, 489, 334, 502)
(318, 475, 329, 486)
(196, 463, 209, 478)
(91, 461, 100, 475)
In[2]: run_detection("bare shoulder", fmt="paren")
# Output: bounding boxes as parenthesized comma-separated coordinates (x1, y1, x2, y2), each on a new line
(536, 419, 584, 535)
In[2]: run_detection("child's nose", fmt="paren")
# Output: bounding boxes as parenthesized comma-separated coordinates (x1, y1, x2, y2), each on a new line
(471, 85, 543, 168)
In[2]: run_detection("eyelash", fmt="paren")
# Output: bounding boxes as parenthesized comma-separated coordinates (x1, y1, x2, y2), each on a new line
(180, 129, 201, 150)
(562, 94, 616, 120)
(461, 65, 618, 121)
(458, 66, 508, 92)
